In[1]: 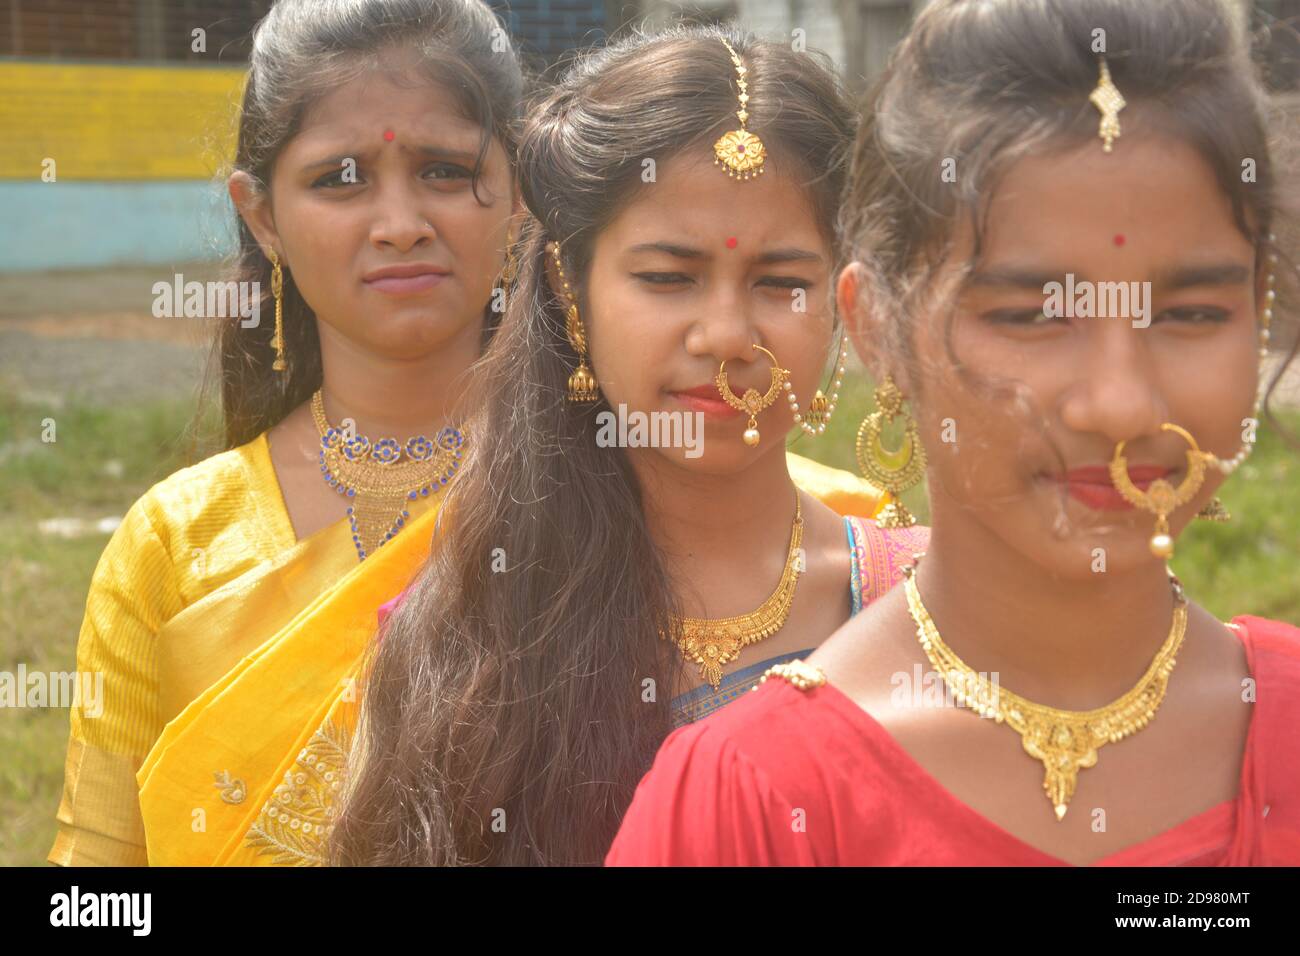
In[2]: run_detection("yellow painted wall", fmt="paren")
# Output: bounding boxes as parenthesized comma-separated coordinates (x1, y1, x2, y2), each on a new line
(0, 62, 245, 180)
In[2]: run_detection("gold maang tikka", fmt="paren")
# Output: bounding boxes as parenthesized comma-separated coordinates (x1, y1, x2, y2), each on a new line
(713, 38, 766, 181)
(1089, 57, 1126, 153)
(716, 344, 790, 446)
(549, 241, 598, 403)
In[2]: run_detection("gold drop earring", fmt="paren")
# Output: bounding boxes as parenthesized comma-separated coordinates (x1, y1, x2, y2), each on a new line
(1196, 236, 1277, 522)
(268, 248, 286, 373)
(549, 241, 598, 403)
(716, 344, 790, 446)
(497, 224, 518, 297)
(783, 333, 850, 436)
(855, 374, 926, 527)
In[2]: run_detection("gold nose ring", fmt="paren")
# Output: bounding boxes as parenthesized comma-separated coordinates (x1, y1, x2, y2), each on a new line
(715, 344, 790, 447)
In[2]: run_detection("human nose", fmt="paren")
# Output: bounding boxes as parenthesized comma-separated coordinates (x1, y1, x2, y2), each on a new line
(1058, 324, 1168, 447)
(368, 180, 436, 253)
(684, 281, 757, 366)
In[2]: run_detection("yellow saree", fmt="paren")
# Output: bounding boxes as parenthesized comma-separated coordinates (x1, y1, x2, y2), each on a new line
(46, 431, 438, 866)
(126, 451, 882, 865)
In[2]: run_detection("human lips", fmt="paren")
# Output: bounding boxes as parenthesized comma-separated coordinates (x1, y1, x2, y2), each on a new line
(362, 263, 451, 295)
(667, 384, 745, 419)
(1046, 464, 1173, 511)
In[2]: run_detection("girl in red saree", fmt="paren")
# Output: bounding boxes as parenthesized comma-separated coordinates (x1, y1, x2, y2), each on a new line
(607, 0, 1300, 867)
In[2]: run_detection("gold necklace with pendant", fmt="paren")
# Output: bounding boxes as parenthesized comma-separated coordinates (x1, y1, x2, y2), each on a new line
(311, 391, 465, 561)
(901, 554, 1187, 821)
(668, 491, 803, 690)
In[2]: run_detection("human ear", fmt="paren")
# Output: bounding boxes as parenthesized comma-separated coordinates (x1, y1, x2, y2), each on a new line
(837, 260, 918, 397)
(228, 170, 281, 260)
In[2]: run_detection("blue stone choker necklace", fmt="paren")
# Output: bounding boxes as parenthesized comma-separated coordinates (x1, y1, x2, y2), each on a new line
(311, 390, 465, 561)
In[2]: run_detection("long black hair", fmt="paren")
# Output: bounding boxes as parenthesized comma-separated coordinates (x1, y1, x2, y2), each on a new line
(330, 22, 858, 866)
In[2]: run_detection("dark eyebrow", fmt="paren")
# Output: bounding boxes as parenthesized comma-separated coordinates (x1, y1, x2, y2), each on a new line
(965, 262, 1255, 293)
(755, 247, 824, 266)
(1153, 263, 1252, 290)
(964, 267, 1063, 291)
(628, 241, 702, 259)
(299, 144, 480, 173)
(627, 242, 823, 265)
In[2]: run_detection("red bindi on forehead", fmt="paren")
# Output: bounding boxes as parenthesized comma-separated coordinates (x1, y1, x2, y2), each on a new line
(383, 130, 395, 142)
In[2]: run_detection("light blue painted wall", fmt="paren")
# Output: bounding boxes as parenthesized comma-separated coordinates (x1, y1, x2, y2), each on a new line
(0, 181, 238, 272)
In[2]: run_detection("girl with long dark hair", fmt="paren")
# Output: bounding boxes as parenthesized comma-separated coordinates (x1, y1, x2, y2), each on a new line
(50, 0, 525, 866)
(330, 23, 926, 867)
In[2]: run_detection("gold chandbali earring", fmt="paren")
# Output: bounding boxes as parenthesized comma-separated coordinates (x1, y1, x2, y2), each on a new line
(1196, 237, 1277, 522)
(1089, 57, 1126, 153)
(855, 375, 926, 527)
(716, 344, 790, 446)
(713, 38, 766, 181)
(312, 392, 466, 562)
(1109, 423, 1216, 560)
(783, 333, 850, 437)
(549, 241, 598, 403)
(667, 489, 803, 689)
(268, 249, 286, 373)
(902, 553, 1188, 822)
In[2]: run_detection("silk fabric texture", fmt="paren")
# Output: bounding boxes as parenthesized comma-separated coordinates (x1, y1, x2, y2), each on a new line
(50, 429, 887, 866)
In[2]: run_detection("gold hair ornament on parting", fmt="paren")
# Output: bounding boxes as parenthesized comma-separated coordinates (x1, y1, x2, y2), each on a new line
(1089, 57, 1126, 152)
(549, 240, 598, 403)
(716, 344, 790, 446)
(713, 38, 766, 180)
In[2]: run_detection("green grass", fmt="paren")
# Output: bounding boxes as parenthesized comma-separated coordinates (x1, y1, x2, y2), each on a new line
(0, 392, 219, 866)
(789, 374, 1300, 624)
(1, 382, 1296, 865)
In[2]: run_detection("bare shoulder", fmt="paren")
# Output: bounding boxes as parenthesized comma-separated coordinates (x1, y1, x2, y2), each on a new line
(805, 583, 917, 708)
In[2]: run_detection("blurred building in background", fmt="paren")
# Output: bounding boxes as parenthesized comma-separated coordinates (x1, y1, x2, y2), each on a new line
(0, 0, 1296, 273)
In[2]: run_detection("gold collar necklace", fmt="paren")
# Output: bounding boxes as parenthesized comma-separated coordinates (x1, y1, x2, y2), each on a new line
(902, 554, 1187, 821)
(311, 391, 465, 561)
(668, 490, 803, 690)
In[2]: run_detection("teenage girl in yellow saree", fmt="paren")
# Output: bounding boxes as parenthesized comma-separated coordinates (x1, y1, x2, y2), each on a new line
(49, 0, 527, 866)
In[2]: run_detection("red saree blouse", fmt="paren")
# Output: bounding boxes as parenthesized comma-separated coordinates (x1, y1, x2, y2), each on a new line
(606, 615, 1300, 866)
